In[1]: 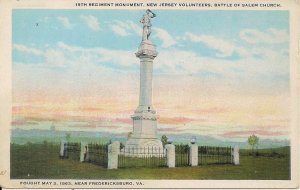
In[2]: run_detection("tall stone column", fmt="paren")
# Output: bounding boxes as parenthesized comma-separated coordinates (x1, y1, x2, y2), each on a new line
(136, 41, 157, 111)
(125, 41, 163, 150)
(132, 40, 159, 140)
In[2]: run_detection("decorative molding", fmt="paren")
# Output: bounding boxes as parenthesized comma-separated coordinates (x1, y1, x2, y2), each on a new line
(135, 49, 158, 58)
(135, 109, 156, 114)
(131, 115, 158, 121)
(135, 40, 158, 58)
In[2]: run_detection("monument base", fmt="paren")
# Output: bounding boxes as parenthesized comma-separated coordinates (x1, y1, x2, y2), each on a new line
(123, 138, 164, 157)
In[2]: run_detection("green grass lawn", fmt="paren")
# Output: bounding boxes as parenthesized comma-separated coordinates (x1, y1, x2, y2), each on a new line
(11, 143, 290, 180)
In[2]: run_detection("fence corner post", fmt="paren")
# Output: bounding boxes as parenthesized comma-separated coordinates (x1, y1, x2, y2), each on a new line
(80, 142, 88, 162)
(233, 146, 240, 165)
(108, 141, 120, 169)
(189, 144, 198, 166)
(165, 144, 175, 168)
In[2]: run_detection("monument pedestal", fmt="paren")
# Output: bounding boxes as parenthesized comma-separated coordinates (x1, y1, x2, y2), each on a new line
(125, 110, 163, 150)
(125, 138, 163, 150)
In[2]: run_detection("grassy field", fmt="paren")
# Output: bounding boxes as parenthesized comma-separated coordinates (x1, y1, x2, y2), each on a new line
(240, 146, 290, 157)
(11, 143, 290, 180)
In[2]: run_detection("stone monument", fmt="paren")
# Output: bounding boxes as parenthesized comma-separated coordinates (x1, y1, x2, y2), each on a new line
(124, 10, 163, 152)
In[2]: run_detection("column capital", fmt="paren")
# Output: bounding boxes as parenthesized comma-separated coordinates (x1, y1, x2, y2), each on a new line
(135, 40, 158, 58)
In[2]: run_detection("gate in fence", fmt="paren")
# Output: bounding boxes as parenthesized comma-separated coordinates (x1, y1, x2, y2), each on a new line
(175, 144, 190, 167)
(67, 142, 81, 161)
(88, 143, 108, 167)
(198, 146, 233, 165)
(118, 147, 167, 168)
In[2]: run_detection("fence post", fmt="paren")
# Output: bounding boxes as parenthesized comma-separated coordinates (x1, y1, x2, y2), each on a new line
(80, 142, 88, 162)
(60, 141, 65, 158)
(189, 143, 198, 166)
(165, 144, 175, 168)
(233, 146, 240, 165)
(108, 141, 120, 169)
(60, 141, 68, 158)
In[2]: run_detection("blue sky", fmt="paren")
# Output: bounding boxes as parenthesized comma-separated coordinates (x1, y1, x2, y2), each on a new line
(13, 10, 288, 56)
(13, 10, 289, 82)
(12, 10, 290, 141)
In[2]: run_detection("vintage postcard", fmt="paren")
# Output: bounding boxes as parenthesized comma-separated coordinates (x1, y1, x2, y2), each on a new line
(0, 0, 299, 188)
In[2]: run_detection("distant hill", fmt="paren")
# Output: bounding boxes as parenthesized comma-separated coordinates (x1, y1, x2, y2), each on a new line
(164, 133, 290, 149)
(11, 128, 289, 149)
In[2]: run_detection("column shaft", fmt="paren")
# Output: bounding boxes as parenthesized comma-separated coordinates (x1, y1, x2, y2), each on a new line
(139, 57, 153, 110)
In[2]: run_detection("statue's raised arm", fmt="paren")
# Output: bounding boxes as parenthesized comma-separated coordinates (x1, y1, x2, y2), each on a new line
(147, 9, 156, 18)
(141, 9, 156, 41)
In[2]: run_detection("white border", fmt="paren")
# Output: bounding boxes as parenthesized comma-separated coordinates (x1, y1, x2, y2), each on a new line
(0, 0, 299, 188)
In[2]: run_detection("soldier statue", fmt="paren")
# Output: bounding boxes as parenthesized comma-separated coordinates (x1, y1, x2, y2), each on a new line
(140, 9, 156, 41)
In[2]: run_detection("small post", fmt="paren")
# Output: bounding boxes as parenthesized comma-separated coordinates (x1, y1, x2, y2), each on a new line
(189, 143, 198, 166)
(60, 141, 65, 158)
(60, 141, 68, 158)
(108, 141, 120, 169)
(165, 144, 175, 168)
(80, 142, 88, 162)
(233, 146, 240, 165)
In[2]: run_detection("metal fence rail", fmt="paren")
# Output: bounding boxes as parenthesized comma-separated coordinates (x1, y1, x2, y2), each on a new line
(118, 147, 167, 168)
(66, 142, 81, 161)
(198, 146, 233, 165)
(175, 144, 190, 167)
(87, 143, 108, 167)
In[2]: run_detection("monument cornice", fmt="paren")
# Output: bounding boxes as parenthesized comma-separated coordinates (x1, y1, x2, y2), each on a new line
(131, 113, 159, 121)
(135, 40, 158, 58)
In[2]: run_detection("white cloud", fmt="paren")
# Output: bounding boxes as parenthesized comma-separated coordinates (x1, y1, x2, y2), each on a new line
(44, 49, 69, 66)
(110, 21, 176, 48)
(111, 25, 128, 37)
(184, 32, 238, 57)
(110, 20, 142, 37)
(14, 40, 289, 88)
(57, 41, 136, 67)
(155, 44, 288, 84)
(126, 21, 142, 36)
(57, 41, 82, 52)
(239, 28, 289, 44)
(156, 49, 235, 76)
(153, 27, 177, 48)
(13, 44, 44, 56)
(57, 16, 73, 29)
(80, 15, 100, 31)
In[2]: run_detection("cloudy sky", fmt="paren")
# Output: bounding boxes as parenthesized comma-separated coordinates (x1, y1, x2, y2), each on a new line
(12, 10, 290, 141)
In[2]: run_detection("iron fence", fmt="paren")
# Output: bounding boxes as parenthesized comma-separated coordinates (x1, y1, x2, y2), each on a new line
(66, 142, 81, 161)
(118, 147, 167, 168)
(198, 146, 233, 165)
(87, 143, 108, 167)
(175, 144, 190, 167)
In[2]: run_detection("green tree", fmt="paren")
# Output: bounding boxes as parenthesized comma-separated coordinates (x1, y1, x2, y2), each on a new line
(248, 134, 259, 154)
(161, 135, 168, 147)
